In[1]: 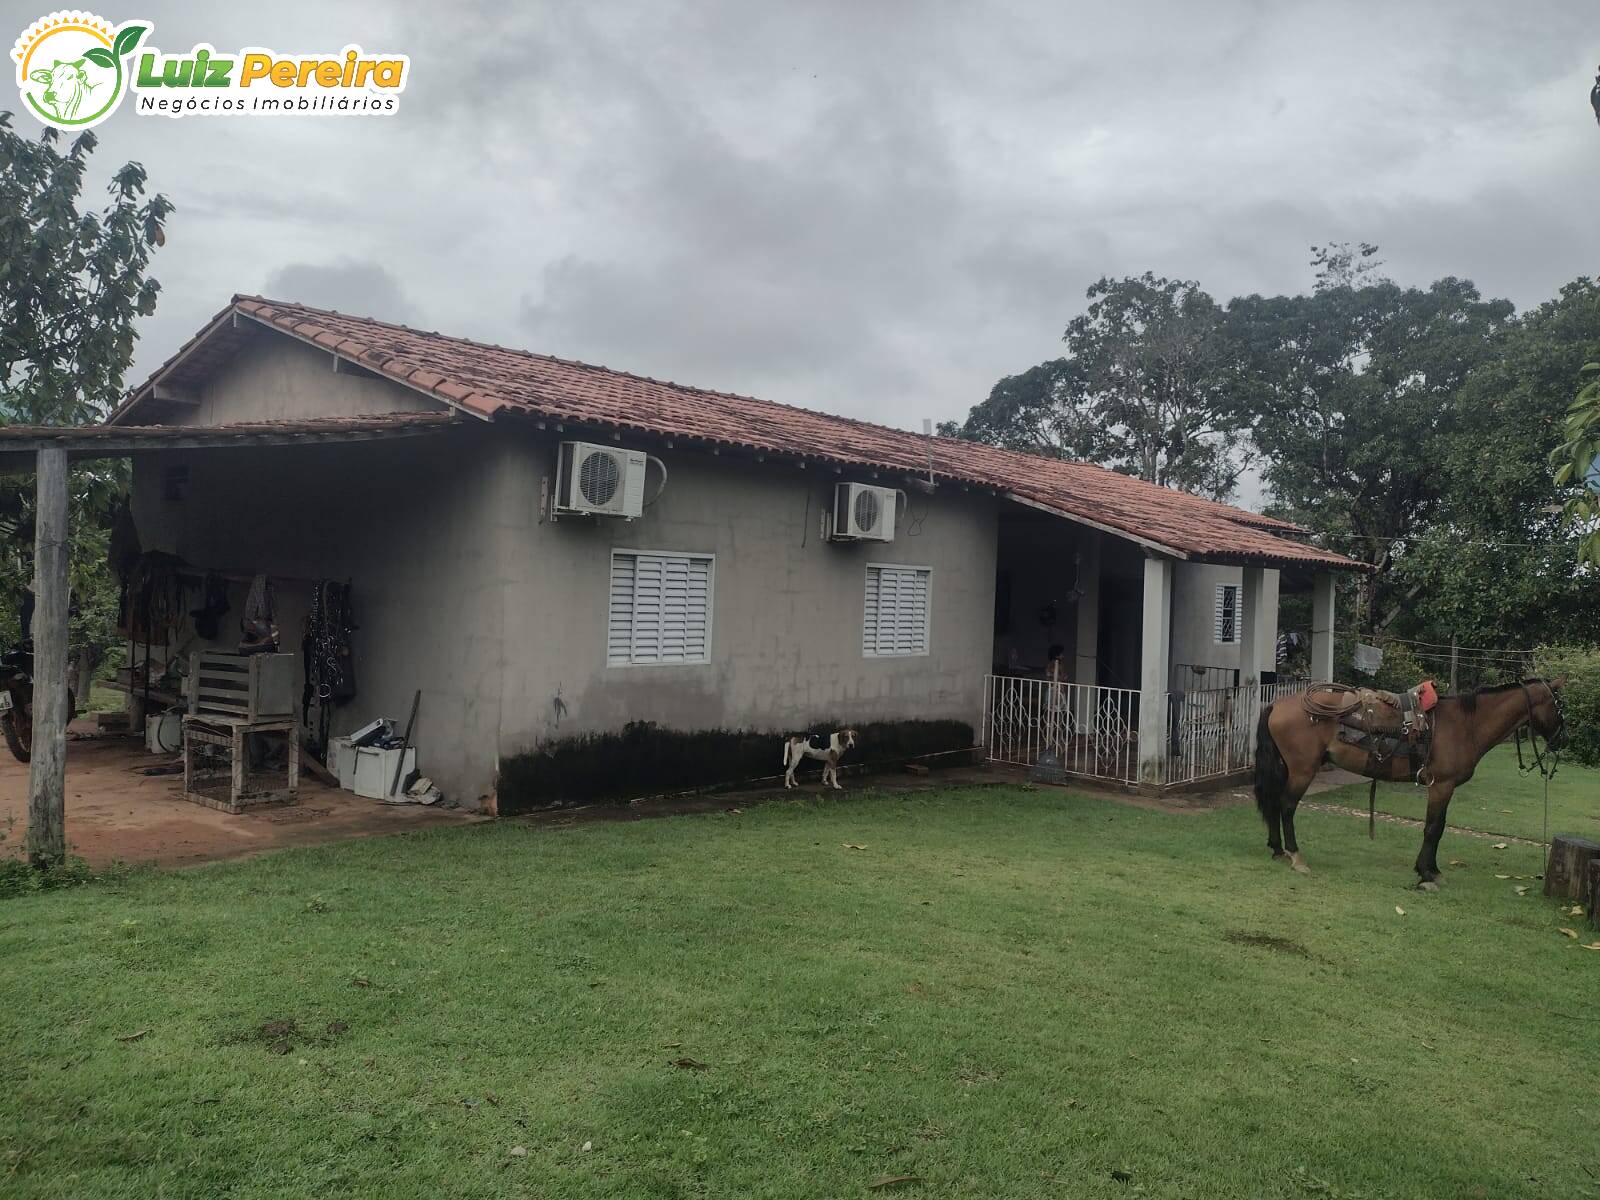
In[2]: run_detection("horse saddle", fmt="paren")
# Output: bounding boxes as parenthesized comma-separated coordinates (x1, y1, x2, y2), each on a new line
(1333, 680, 1439, 764)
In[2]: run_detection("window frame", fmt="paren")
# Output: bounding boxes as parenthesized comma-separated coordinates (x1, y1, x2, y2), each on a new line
(1214, 582, 1242, 646)
(862, 562, 933, 659)
(605, 548, 716, 668)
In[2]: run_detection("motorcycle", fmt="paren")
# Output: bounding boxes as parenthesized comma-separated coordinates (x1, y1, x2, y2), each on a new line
(0, 642, 76, 764)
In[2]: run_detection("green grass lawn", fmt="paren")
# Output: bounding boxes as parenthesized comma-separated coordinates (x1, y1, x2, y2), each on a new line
(84, 684, 125, 715)
(1320, 743, 1600, 845)
(1, 779, 1596, 1199)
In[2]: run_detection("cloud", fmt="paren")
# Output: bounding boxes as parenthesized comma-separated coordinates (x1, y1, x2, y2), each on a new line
(102, 0, 1600, 440)
(259, 259, 420, 326)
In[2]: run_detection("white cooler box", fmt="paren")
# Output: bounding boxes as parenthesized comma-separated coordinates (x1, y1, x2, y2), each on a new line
(328, 736, 356, 790)
(350, 744, 417, 800)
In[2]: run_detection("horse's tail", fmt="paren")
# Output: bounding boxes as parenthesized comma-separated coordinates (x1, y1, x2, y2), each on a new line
(1253, 703, 1286, 827)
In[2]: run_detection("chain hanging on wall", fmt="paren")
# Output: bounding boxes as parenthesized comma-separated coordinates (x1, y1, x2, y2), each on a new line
(301, 580, 357, 757)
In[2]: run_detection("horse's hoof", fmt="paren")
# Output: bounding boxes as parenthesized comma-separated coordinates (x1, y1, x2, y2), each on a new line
(1288, 853, 1311, 875)
(1416, 880, 1440, 892)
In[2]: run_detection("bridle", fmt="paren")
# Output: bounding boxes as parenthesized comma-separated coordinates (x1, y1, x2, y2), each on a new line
(1513, 680, 1562, 782)
(1513, 679, 1563, 847)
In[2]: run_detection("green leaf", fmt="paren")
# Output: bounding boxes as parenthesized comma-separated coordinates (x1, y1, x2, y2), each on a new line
(83, 47, 115, 69)
(113, 24, 147, 59)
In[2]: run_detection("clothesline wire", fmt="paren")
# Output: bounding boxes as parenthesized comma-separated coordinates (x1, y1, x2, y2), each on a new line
(1311, 531, 1550, 550)
(1332, 629, 1538, 655)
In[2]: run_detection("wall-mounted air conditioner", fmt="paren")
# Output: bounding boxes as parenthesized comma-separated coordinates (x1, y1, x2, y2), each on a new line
(555, 441, 649, 518)
(831, 482, 898, 542)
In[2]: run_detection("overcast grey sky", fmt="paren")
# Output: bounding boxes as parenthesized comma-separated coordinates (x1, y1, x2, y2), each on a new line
(50, 1, 1600, 438)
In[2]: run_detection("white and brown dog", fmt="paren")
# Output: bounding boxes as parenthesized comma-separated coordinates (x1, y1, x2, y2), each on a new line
(782, 729, 858, 790)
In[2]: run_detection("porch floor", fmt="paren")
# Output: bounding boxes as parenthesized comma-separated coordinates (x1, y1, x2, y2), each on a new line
(1, 729, 484, 869)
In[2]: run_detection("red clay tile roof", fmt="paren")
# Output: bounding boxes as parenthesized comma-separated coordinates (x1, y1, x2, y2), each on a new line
(114, 297, 1364, 571)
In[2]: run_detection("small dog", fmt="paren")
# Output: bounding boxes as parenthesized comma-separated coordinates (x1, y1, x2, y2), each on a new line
(783, 729, 858, 790)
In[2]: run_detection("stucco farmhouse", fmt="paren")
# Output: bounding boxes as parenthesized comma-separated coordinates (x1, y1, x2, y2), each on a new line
(11, 297, 1363, 808)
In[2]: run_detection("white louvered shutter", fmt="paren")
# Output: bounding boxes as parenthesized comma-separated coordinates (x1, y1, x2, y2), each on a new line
(608, 552, 713, 666)
(683, 556, 711, 662)
(863, 568, 880, 652)
(607, 554, 636, 666)
(864, 565, 930, 657)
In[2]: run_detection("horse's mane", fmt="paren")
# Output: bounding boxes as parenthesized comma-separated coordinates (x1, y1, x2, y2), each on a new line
(1455, 678, 1547, 713)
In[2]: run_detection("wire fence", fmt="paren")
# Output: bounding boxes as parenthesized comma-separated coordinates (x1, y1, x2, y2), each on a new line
(1333, 631, 1537, 692)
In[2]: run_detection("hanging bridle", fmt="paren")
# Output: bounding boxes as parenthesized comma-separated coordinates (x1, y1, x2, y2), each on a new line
(1513, 680, 1562, 781)
(1513, 680, 1564, 847)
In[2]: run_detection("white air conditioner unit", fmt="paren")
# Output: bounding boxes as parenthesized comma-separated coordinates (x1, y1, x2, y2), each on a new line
(555, 441, 649, 518)
(831, 482, 898, 542)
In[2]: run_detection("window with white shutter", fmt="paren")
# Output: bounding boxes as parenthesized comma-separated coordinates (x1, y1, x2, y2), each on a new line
(607, 551, 713, 666)
(863, 564, 931, 657)
(1214, 583, 1243, 645)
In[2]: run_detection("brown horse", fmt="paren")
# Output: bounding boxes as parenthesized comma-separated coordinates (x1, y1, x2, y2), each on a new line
(1253, 679, 1564, 887)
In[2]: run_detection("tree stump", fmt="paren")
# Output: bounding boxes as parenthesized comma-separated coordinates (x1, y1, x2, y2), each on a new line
(1588, 859, 1600, 931)
(1543, 836, 1600, 902)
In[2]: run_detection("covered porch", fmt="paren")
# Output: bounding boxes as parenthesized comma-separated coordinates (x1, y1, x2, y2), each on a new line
(982, 500, 1340, 790)
(0, 413, 473, 865)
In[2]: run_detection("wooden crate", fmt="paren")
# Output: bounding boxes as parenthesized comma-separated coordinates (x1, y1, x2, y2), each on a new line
(188, 650, 295, 722)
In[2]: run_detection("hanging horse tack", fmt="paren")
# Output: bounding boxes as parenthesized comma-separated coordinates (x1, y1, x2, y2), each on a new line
(301, 580, 358, 754)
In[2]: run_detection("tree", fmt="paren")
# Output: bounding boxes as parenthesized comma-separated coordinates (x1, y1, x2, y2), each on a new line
(1309, 240, 1385, 291)
(1552, 360, 1600, 568)
(1391, 280, 1600, 653)
(0, 114, 172, 653)
(944, 274, 1246, 500)
(1226, 268, 1514, 631)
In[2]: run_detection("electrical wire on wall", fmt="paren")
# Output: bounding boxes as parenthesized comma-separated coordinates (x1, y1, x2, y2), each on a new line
(903, 494, 929, 537)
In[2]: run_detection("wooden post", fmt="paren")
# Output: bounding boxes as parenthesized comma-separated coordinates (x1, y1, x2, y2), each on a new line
(26, 447, 69, 867)
(75, 646, 93, 705)
(1449, 636, 1458, 694)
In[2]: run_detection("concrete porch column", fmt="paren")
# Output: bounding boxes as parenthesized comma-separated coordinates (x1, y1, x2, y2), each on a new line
(1136, 555, 1173, 787)
(1237, 566, 1268, 744)
(1070, 533, 1101, 729)
(1071, 532, 1100, 688)
(1238, 566, 1266, 686)
(1311, 572, 1336, 683)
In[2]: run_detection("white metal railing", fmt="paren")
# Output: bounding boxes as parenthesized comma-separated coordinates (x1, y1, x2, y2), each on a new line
(1262, 678, 1313, 708)
(982, 675, 1140, 783)
(986, 675, 1316, 788)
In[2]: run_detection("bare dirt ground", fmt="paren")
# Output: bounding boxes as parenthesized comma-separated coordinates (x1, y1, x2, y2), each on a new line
(0, 727, 482, 869)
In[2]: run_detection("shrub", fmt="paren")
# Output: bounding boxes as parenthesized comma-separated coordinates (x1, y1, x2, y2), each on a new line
(1534, 644, 1600, 769)
(0, 854, 110, 899)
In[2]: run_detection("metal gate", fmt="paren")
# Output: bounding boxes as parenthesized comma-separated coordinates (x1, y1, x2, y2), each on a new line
(982, 675, 1140, 783)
